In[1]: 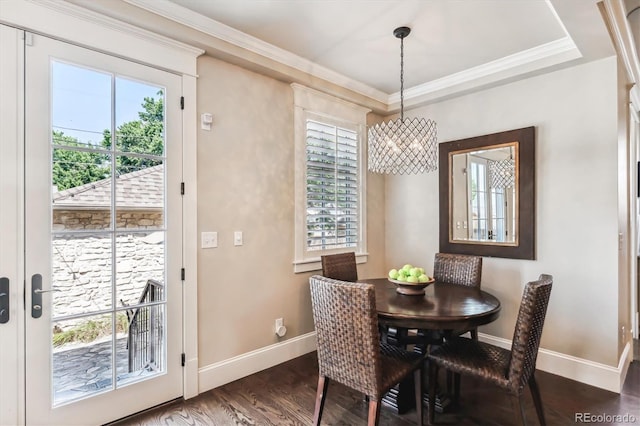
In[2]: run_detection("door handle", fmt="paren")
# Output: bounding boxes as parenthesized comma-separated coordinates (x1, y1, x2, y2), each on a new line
(0, 277, 9, 324)
(31, 274, 43, 318)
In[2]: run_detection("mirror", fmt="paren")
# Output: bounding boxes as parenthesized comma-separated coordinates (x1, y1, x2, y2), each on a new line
(450, 143, 517, 244)
(439, 127, 535, 260)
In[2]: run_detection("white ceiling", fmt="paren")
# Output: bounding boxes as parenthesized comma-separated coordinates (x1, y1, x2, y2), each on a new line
(115, 0, 614, 109)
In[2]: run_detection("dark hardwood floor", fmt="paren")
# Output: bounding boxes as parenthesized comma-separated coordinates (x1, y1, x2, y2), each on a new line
(110, 345, 640, 426)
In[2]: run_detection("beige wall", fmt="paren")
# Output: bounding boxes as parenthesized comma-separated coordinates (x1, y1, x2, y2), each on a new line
(196, 56, 386, 367)
(386, 56, 620, 366)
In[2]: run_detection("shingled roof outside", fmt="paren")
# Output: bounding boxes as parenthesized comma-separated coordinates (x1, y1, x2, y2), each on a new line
(52, 164, 164, 209)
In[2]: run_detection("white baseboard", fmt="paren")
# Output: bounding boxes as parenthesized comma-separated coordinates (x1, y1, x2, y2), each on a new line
(197, 331, 632, 396)
(198, 332, 317, 394)
(479, 333, 633, 393)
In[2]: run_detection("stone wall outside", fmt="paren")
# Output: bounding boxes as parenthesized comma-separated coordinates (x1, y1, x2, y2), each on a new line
(53, 209, 163, 230)
(51, 209, 165, 329)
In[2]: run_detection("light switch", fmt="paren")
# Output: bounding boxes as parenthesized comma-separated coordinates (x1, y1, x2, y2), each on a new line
(201, 231, 217, 248)
(234, 231, 243, 246)
(201, 113, 213, 131)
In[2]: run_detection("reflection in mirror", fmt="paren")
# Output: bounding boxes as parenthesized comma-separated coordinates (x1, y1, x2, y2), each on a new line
(439, 126, 535, 260)
(450, 143, 517, 245)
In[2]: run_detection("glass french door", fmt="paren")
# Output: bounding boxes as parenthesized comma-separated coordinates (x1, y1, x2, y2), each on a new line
(23, 32, 184, 425)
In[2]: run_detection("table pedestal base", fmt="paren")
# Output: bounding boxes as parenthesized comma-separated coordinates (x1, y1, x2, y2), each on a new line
(381, 326, 451, 415)
(381, 380, 450, 415)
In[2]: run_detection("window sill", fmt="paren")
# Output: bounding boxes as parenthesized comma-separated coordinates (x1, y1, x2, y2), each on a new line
(293, 253, 368, 274)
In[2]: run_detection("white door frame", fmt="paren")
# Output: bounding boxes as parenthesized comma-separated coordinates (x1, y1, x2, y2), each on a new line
(0, 2, 202, 423)
(631, 85, 640, 339)
(0, 24, 26, 426)
(25, 33, 187, 424)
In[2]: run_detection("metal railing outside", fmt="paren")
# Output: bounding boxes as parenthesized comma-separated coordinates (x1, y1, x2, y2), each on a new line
(124, 279, 164, 373)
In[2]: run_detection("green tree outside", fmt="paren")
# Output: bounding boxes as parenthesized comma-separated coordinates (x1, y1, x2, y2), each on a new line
(53, 93, 164, 191)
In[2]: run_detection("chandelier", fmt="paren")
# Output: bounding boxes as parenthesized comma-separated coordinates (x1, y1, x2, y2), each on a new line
(368, 26, 438, 175)
(488, 157, 515, 189)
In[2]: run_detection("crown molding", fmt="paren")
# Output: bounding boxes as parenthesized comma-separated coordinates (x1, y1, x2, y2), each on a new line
(600, 0, 640, 85)
(388, 36, 581, 109)
(0, 0, 203, 76)
(124, 0, 390, 104)
(124, 0, 584, 112)
(29, 0, 204, 58)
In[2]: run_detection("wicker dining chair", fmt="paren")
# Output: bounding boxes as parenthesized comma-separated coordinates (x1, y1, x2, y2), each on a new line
(433, 253, 482, 288)
(309, 275, 425, 426)
(398, 253, 483, 352)
(321, 252, 358, 282)
(427, 274, 553, 426)
(433, 253, 483, 340)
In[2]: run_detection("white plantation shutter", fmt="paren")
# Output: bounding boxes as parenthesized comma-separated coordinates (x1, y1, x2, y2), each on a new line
(306, 120, 358, 251)
(292, 83, 369, 272)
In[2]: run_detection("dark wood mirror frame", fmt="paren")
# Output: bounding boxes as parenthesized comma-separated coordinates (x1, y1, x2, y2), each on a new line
(439, 126, 535, 260)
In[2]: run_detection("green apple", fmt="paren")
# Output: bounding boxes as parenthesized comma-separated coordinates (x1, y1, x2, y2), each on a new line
(409, 268, 421, 277)
(417, 267, 425, 275)
(418, 274, 430, 283)
(406, 275, 419, 283)
(388, 269, 399, 279)
(396, 274, 407, 282)
(398, 268, 408, 277)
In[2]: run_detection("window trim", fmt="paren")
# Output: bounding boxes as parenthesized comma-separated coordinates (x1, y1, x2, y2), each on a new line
(292, 84, 370, 273)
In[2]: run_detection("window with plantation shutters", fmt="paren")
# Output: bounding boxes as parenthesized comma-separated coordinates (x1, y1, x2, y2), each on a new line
(292, 83, 369, 273)
(306, 120, 358, 251)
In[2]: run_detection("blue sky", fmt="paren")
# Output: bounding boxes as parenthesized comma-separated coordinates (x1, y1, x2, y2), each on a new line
(52, 61, 162, 146)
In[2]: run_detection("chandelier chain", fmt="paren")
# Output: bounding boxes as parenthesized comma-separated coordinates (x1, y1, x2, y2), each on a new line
(400, 35, 404, 123)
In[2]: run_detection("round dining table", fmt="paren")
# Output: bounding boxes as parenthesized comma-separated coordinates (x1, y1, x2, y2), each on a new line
(356, 277, 502, 414)
(358, 278, 502, 331)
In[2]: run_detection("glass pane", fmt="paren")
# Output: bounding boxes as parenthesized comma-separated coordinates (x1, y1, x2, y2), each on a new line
(52, 314, 113, 406)
(52, 148, 112, 228)
(52, 233, 113, 316)
(115, 157, 164, 230)
(52, 62, 111, 150)
(115, 232, 165, 307)
(115, 78, 165, 156)
(116, 304, 165, 387)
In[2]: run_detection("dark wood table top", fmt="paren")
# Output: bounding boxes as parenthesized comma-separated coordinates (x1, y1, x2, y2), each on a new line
(357, 278, 501, 330)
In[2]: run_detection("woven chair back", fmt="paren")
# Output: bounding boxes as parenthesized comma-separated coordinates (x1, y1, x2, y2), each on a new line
(508, 274, 553, 392)
(433, 253, 482, 287)
(309, 275, 382, 397)
(321, 252, 358, 282)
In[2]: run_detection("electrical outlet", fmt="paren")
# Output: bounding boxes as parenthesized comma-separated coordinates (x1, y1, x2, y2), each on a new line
(274, 317, 286, 337)
(201, 231, 218, 248)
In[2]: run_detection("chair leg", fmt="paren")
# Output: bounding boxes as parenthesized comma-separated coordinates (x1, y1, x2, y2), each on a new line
(367, 399, 381, 426)
(428, 362, 438, 425)
(529, 375, 546, 426)
(511, 394, 527, 426)
(453, 372, 461, 405)
(313, 376, 329, 426)
(414, 368, 423, 426)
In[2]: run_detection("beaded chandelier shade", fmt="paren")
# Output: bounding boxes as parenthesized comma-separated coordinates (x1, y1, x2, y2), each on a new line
(488, 158, 515, 189)
(368, 27, 438, 175)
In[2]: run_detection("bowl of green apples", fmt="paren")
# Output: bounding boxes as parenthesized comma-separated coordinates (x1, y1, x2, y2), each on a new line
(388, 264, 435, 295)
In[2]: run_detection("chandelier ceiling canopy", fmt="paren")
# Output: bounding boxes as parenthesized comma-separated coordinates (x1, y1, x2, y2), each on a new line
(368, 27, 438, 175)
